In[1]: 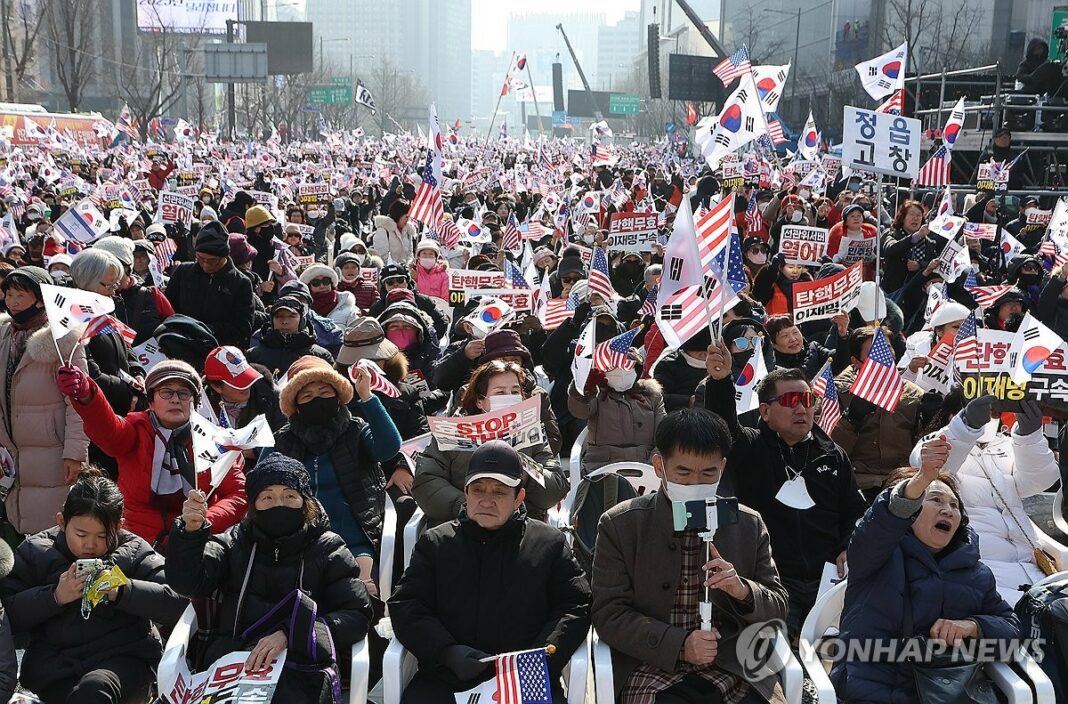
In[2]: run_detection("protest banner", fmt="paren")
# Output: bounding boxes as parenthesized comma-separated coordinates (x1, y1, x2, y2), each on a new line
(607, 211, 658, 253)
(448, 269, 506, 305)
(427, 397, 543, 451)
(360, 268, 379, 286)
(779, 225, 830, 264)
(935, 237, 969, 282)
(976, 162, 1009, 192)
(132, 337, 167, 371)
(721, 161, 745, 189)
(462, 287, 534, 312)
(297, 183, 331, 206)
(1026, 209, 1053, 227)
(915, 333, 954, 395)
(792, 261, 864, 324)
(837, 236, 877, 264)
(156, 192, 194, 227)
(249, 190, 279, 210)
(158, 648, 285, 704)
(842, 107, 921, 179)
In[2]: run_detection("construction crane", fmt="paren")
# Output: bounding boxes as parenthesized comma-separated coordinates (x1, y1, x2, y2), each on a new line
(555, 23, 604, 122)
(672, 0, 727, 57)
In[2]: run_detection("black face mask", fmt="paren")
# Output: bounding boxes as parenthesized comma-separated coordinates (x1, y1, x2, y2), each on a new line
(296, 395, 340, 425)
(254, 505, 305, 539)
(619, 261, 645, 279)
(11, 303, 42, 325)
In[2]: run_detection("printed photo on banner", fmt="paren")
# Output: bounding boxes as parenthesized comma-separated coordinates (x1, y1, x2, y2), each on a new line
(779, 225, 829, 264)
(791, 261, 864, 324)
(607, 212, 659, 253)
(427, 396, 543, 452)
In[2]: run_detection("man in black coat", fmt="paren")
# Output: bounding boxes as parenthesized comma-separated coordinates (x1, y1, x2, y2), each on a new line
(389, 441, 590, 703)
(164, 222, 256, 350)
(702, 353, 867, 638)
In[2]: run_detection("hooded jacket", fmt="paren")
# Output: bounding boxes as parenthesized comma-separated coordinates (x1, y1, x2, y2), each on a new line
(371, 215, 417, 265)
(2, 526, 187, 688)
(247, 314, 334, 380)
(164, 258, 255, 349)
(567, 378, 665, 471)
(376, 301, 440, 382)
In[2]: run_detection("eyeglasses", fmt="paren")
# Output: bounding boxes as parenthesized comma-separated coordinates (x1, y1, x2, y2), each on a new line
(308, 277, 333, 287)
(732, 336, 757, 351)
(770, 391, 815, 409)
(561, 275, 581, 284)
(155, 388, 193, 401)
(99, 280, 120, 290)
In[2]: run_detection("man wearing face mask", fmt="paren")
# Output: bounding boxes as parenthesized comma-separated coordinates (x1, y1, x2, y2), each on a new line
(1004, 196, 1045, 248)
(611, 253, 647, 299)
(591, 408, 789, 704)
(703, 353, 867, 638)
(247, 297, 334, 379)
(1006, 255, 1044, 309)
(653, 329, 716, 412)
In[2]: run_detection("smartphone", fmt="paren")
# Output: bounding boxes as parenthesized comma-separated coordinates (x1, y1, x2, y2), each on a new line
(671, 497, 740, 532)
(74, 558, 103, 578)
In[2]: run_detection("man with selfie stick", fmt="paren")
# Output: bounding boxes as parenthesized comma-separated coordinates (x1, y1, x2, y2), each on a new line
(591, 408, 788, 704)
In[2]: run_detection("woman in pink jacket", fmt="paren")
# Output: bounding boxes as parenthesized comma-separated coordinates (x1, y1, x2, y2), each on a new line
(411, 239, 450, 303)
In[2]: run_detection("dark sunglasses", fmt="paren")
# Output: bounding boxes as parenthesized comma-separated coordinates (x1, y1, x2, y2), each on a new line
(308, 277, 333, 287)
(561, 275, 581, 284)
(771, 391, 815, 409)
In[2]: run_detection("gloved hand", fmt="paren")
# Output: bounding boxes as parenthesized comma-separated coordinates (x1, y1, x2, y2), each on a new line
(845, 395, 878, 427)
(962, 394, 998, 431)
(439, 645, 493, 682)
(572, 301, 592, 330)
(56, 365, 91, 402)
(1015, 399, 1043, 436)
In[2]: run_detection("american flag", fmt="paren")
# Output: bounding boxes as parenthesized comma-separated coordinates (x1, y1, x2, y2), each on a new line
(593, 327, 640, 372)
(767, 119, 787, 145)
(966, 282, 1015, 309)
(519, 221, 550, 240)
(351, 359, 400, 399)
(588, 247, 615, 301)
(876, 89, 905, 116)
(695, 195, 734, 278)
(744, 193, 764, 234)
(951, 310, 978, 385)
(504, 259, 530, 289)
(541, 292, 580, 331)
(82, 314, 137, 347)
(657, 278, 736, 348)
(438, 215, 462, 250)
(962, 223, 998, 240)
(495, 648, 552, 704)
(811, 361, 841, 434)
(153, 238, 177, 265)
(915, 145, 952, 187)
(713, 46, 752, 85)
(849, 328, 903, 412)
(502, 212, 522, 252)
(607, 178, 630, 209)
(408, 148, 444, 227)
(721, 232, 748, 293)
(590, 143, 613, 163)
(641, 285, 658, 317)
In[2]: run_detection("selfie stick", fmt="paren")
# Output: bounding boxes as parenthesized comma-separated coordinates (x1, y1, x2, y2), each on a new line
(698, 500, 722, 632)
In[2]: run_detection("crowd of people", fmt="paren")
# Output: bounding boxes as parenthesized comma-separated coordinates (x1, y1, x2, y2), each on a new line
(0, 115, 1060, 704)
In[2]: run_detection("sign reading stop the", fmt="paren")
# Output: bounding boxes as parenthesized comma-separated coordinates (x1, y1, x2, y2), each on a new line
(779, 225, 830, 265)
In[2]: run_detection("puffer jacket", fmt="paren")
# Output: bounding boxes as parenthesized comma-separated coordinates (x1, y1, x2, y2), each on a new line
(376, 301, 440, 382)
(412, 262, 450, 302)
(114, 281, 174, 345)
(910, 414, 1060, 598)
(1, 526, 187, 688)
(371, 215, 417, 264)
(322, 290, 360, 328)
(247, 323, 334, 380)
(651, 349, 709, 412)
(0, 320, 90, 535)
(272, 402, 400, 550)
(831, 486, 1020, 704)
(567, 378, 665, 472)
(413, 429, 568, 527)
(166, 510, 373, 704)
(164, 259, 255, 349)
(832, 366, 924, 490)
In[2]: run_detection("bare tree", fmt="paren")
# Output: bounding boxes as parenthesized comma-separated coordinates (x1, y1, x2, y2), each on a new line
(115, 27, 197, 140)
(46, 0, 95, 111)
(729, 7, 789, 65)
(366, 57, 429, 135)
(919, 0, 988, 72)
(2, 0, 51, 101)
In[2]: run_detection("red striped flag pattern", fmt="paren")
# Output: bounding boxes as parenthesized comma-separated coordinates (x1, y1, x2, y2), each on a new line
(876, 89, 905, 116)
(812, 361, 841, 434)
(849, 328, 904, 412)
(408, 149, 444, 227)
(588, 247, 615, 301)
(350, 360, 400, 398)
(915, 145, 952, 186)
(82, 314, 136, 347)
(695, 195, 734, 277)
(966, 284, 1016, 309)
(153, 238, 177, 264)
(592, 327, 640, 372)
(713, 46, 752, 85)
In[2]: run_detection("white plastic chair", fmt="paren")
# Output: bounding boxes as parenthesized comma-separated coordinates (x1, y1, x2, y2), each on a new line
(592, 625, 802, 704)
(402, 507, 427, 572)
(798, 580, 1037, 704)
(548, 427, 588, 530)
(159, 603, 371, 704)
(585, 462, 659, 497)
(383, 630, 592, 704)
(1053, 491, 1068, 540)
(378, 493, 400, 603)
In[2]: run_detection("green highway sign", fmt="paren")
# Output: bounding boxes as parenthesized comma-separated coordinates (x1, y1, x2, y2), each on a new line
(608, 94, 641, 116)
(306, 85, 353, 105)
(331, 76, 352, 86)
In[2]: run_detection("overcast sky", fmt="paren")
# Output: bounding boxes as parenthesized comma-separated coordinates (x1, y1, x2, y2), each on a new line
(471, 0, 640, 52)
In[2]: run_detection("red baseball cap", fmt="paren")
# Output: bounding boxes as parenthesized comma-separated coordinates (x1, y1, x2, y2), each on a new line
(204, 346, 262, 390)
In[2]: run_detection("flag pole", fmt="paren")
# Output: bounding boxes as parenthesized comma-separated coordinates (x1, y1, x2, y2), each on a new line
(875, 172, 884, 290)
(487, 52, 516, 141)
(525, 61, 544, 138)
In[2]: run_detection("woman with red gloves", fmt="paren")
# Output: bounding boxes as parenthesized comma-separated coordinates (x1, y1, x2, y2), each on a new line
(56, 359, 247, 551)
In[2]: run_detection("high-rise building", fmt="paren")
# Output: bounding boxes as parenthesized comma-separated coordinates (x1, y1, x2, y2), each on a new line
(305, 0, 472, 122)
(597, 12, 641, 91)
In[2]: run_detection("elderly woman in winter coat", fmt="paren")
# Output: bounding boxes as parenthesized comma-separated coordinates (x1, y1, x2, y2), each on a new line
(910, 394, 1060, 603)
(413, 360, 568, 527)
(300, 263, 360, 329)
(372, 199, 417, 264)
(268, 355, 401, 593)
(831, 451, 1021, 703)
(0, 266, 89, 536)
(568, 350, 665, 472)
(168, 454, 374, 704)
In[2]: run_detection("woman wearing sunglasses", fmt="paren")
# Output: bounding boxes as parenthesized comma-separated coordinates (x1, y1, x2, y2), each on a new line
(55, 360, 248, 550)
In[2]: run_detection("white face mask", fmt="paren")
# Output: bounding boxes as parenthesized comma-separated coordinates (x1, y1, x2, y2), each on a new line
(488, 394, 523, 411)
(419, 256, 436, 270)
(664, 480, 720, 503)
(790, 210, 804, 223)
(1022, 207, 1035, 219)
(605, 368, 637, 392)
(748, 252, 767, 266)
(681, 352, 707, 369)
(775, 475, 816, 509)
(583, 234, 596, 245)
(798, 189, 811, 201)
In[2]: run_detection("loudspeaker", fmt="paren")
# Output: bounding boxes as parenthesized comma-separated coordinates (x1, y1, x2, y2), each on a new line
(553, 63, 564, 112)
(648, 24, 662, 99)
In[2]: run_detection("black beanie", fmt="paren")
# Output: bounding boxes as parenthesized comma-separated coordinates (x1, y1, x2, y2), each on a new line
(557, 246, 586, 279)
(4, 265, 51, 301)
(246, 453, 313, 502)
(195, 221, 231, 257)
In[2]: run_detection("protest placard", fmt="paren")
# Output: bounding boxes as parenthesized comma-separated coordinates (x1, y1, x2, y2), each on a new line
(607, 212, 659, 253)
(779, 225, 829, 264)
(448, 269, 506, 305)
(156, 192, 194, 227)
(428, 397, 543, 451)
(837, 236, 877, 264)
(792, 261, 864, 324)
